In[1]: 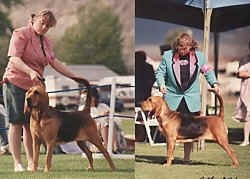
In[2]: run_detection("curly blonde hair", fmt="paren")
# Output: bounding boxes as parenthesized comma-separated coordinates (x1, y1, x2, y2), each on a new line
(173, 33, 198, 52)
(29, 9, 56, 27)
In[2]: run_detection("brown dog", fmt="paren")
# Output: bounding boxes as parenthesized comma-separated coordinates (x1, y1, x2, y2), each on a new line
(141, 89, 239, 168)
(24, 78, 115, 172)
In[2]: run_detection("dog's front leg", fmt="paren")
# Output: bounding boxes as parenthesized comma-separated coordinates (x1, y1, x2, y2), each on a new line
(165, 137, 175, 167)
(32, 136, 41, 172)
(44, 142, 55, 172)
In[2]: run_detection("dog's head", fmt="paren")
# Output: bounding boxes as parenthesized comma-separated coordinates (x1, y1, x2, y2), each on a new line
(24, 85, 49, 115)
(140, 96, 166, 117)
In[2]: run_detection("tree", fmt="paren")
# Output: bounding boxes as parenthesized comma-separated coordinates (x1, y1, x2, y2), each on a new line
(55, 1, 127, 74)
(0, 0, 22, 78)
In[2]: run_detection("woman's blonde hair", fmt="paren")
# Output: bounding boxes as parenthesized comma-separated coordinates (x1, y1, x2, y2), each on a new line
(173, 33, 198, 51)
(30, 9, 56, 27)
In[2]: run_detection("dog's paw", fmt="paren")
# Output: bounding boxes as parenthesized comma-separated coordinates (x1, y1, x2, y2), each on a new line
(163, 163, 171, 167)
(232, 164, 239, 169)
(86, 166, 94, 171)
(111, 166, 116, 171)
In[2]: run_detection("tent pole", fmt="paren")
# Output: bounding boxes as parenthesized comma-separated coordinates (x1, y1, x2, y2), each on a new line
(214, 32, 219, 114)
(202, 6, 212, 116)
(200, 2, 212, 151)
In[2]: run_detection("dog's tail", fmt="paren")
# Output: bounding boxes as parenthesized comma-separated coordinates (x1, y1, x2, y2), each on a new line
(71, 77, 91, 113)
(208, 88, 224, 119)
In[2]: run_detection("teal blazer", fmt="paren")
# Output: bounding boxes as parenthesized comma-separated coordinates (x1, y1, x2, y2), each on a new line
(155, 50, 217, 112)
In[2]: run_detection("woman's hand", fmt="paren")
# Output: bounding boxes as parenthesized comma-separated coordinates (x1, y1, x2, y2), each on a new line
(160, 85, 167, 94)
(9, 57, 42, 82)
(29, 70, 42, 81)
(213, 83, 220, 94)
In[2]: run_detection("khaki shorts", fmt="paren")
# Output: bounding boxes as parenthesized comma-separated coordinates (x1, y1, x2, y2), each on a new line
(2, 81, 28, 124)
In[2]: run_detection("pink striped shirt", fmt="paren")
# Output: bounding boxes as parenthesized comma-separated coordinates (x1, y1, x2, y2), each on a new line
(3, 24, 55, 90)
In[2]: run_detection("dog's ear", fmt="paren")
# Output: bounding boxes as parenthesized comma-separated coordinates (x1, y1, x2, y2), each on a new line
(154, 103, 162, 117)
(24, 98, 31, 114)
(24, 99, 31, 121)
(37, 88, 49, 114)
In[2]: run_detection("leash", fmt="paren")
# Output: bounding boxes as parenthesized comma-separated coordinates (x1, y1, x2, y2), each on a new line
(0, 78, 7, 86)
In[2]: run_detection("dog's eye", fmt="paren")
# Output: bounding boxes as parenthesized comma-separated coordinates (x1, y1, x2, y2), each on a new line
(148, 98, 152, 102)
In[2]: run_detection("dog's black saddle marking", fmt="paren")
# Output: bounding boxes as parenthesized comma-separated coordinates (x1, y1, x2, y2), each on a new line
(178, 114, 207, 139)
(56, 111, 83, 142)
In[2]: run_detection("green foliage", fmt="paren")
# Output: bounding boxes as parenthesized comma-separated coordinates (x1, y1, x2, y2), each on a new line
(0, 37, 9, 78)
(0, 11, 11, 36)
(0, 0, 22, 35)
(56, 1, 127, 75)
(0, 0, 22, 79)
(0, 0, 22, 8)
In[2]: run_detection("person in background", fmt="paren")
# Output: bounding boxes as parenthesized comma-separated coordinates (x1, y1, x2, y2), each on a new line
(135, 50, 155, 107)
(2, 9, 87, 172)
(155, 32, 219, 163)
(79, 88, 122, 153)
(233, 40, 250, 146)
(0, 96, 9, 155)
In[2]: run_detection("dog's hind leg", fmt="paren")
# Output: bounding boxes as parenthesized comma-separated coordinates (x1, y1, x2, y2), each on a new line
(76, 141, 94, 170)
(88, 135, 116, 171)
(216, 136, 239, 168)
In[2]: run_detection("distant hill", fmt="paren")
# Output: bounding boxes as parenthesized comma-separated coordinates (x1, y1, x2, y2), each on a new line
(9, 0, 134, 73)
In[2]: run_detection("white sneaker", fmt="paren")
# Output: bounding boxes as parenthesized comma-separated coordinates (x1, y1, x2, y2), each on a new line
(239, 141, 249, 146)
(27, 166, 32, 171)
(14, 163, 25, 172)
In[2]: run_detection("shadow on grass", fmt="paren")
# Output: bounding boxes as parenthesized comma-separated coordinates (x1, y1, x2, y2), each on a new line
(228, 128, 243, 144)
(136, 155, 223, 166)
(53, 168, 134, 173)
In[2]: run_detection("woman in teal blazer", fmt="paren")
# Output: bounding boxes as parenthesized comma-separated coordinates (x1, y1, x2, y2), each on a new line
(156, 33, 219, 162)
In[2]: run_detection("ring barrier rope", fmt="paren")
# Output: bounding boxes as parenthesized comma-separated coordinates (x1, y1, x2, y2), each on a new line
(0, 113, 134, 132)
(0, 84, 134, 96)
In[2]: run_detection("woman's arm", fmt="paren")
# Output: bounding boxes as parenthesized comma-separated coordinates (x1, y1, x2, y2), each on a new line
(155, 52, 170, 94)
(237, 71, 250, 79)
(50, 58, 79, 79)
(9, 56, 41, 81)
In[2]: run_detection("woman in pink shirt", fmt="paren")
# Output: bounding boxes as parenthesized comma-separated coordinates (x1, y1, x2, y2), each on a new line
(2, 9, 86, 172)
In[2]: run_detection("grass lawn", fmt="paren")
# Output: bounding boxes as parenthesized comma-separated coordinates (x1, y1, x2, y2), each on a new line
(0, 154, 134, 179)
(135, 103, 250, 179)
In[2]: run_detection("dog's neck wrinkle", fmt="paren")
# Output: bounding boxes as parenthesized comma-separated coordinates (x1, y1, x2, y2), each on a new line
(31, 108, 41, 120)
(160, 102, 171, 116)
(30, 105, 49, 120)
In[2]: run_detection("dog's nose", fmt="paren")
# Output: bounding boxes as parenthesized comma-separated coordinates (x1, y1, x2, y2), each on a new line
(26, 98, 32, 106)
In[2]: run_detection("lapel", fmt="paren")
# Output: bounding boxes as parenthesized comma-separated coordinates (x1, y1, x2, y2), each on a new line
(172, 51, 198, 91)
(172, 53, 182, 89)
